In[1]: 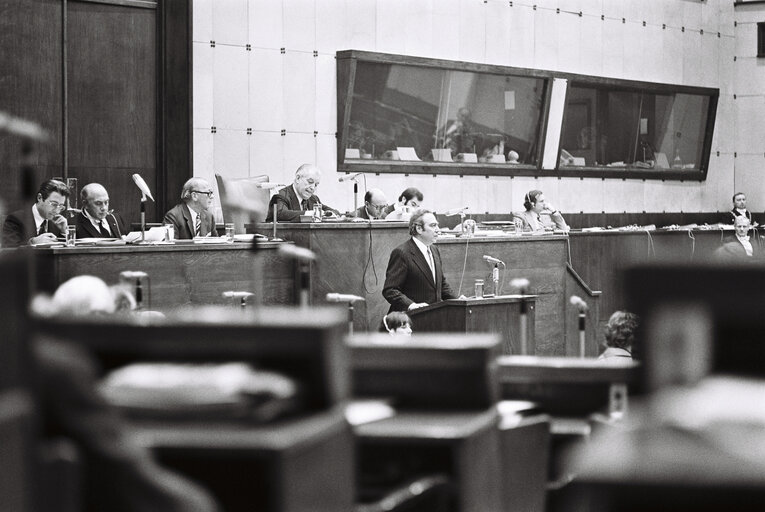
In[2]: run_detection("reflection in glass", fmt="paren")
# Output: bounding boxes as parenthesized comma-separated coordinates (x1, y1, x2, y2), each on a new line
(560, 85, 710, 171)
(345, 62, 546, 166)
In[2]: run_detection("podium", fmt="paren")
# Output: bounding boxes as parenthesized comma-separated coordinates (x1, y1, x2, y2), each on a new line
(408, 295, 536, 355)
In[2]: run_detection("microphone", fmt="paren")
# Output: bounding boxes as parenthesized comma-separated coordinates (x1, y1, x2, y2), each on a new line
(326, 293, 365, 303)
(278, 244, 317, 262)
(509, 278, 530, 294)
(119, 270, 148, 280)
(444, 206, 469, 216)
(570, 295, 588, 312)
(483, 255, 505, 266)
(255, 182, 287, 189)
(338, 172, 363, 182)
(222, 291, 254, 299)
(132, 173, 155, 202)
(0, 111, 50, 141)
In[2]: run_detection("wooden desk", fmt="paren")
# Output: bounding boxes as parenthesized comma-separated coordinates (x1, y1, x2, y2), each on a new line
(253, 223, 599, 356)
(32, 242, 296, 310)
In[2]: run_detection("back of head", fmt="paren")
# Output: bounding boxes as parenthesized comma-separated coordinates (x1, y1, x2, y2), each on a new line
(604, 310, 639, 350)
(48, 275, 117, 316)
(383, 311, 412, 335)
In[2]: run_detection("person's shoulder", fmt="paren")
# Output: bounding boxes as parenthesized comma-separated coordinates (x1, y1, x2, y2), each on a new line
(163, 203, 185, 219)
(4, 209, 25, 224)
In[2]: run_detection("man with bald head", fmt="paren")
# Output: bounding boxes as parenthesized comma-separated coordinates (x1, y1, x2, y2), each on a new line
(74, 183, 127, 238)
(163, 177, 218, 239)
(266, 163, 339, 222)
(354, 188, 389, 220)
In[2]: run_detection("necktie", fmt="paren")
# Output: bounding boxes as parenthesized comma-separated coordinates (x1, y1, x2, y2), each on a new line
(426, 248, 436, 282)
(301, 199, 309, 211)
(195, 215, 201, 236)
(38, 220, 47, 236)
(99, 221, 110, 237)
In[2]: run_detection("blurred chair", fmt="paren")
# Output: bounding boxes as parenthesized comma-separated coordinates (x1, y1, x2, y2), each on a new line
(215, 174, 269, 234)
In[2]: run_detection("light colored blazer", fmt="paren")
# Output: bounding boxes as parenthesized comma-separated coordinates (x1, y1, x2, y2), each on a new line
(513, 209, 569, 232)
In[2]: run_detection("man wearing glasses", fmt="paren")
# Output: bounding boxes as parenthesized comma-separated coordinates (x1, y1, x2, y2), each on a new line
(383, 209, 461, 314)
(2, 179, 70, 247)
(266, 163, 339, 222)
(354, 188, 389, 220)
(163, 177, 219, 239)
(74, 183, 127, 239)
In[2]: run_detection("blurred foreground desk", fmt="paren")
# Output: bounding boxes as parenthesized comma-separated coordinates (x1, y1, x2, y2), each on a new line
(253, 222, 599, 355)
(33, 242, 295, 309)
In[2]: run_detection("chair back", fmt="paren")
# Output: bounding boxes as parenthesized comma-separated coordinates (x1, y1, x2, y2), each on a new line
(215, 174, 269, 233)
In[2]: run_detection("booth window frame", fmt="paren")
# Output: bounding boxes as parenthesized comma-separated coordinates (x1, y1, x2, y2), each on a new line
(336, 50, 719, 181)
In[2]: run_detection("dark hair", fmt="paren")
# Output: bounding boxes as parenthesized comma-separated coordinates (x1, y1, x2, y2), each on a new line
(38, 179, 70, 201)
(523, 190, 542, 211)
(604, 311, 639, 350)
(409, 208, 433, 236)
(399, 187, 423, 204)
(364, 190, 372, 203)
(383, 311, 412, 332)
(733, 192, 745, 203)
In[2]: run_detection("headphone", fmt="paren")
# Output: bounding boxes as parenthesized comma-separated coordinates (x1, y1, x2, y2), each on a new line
(523, 192, 533, 211)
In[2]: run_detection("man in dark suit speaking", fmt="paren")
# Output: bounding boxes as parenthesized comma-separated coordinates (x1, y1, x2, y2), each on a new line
(266, 164, 339, 222)
(383, 209, 460, 313)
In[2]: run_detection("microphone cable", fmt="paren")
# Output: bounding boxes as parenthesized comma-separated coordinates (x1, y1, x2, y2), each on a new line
(456, 232, 470, 297)
(361, 218, 379, 295)
(687, 228, 696, 260)
(644, 227, 656, 258)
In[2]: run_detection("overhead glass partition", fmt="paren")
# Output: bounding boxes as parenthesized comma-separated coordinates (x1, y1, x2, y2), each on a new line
(558, 83, 716, 179)
(337, 51, 548, 176)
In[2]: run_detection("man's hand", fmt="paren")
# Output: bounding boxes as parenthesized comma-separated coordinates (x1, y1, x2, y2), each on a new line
(408, 302, 428, 311)
(29, 233, 58, 245)
(52, 214, 68, 234)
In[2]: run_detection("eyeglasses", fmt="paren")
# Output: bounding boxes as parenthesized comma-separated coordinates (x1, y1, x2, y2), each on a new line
(191, 190, 214, 198)
(368, 203, 388, 210)
(45, 200, 65, 211)
(301, 177, 320, 187)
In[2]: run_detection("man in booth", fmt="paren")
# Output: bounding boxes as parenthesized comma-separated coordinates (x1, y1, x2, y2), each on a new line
(163, 177, 218, 239)
(2, 178, 70, 247)
(382, 209, 461, 313)
(74, 183, 128, 238)
(266, 163, 339, 222)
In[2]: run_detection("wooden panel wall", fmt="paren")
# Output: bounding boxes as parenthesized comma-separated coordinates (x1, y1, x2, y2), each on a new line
(66, 1, 157, 223)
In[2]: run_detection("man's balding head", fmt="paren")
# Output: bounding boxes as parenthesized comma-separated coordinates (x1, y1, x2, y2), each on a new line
(81, 183, 110, 220)
(294, 164, 321, 200)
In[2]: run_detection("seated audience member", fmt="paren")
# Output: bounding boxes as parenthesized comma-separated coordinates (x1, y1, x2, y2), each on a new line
(513, 189, 569, 233)
(382, 187, 423, 221)
(75, 183, 128, 238)
(163, 177, 218, 239)
(2, 179, 70, 247)
(383, 311, 413, 336)
(727, 192, 754, 225)
(31, 275, 220, 511)
(714, 216, 760, 260)
(265, 164, 339, 222)
(354, 188, 388, 220)
(598, 311, 639, 361)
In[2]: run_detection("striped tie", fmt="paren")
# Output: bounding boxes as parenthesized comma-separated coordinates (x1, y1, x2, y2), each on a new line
(195, 215, 201, 236)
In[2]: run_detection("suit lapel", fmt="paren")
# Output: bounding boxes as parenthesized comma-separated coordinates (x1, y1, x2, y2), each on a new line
(182, 204, 195, 237)
(79, 212, 100, 238)
(408, 239, 435, 288)
(286, 186, 301, 210)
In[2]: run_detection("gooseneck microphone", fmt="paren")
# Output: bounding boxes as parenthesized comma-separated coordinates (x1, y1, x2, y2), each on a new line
(338, 172, 363, 182)
(326, 293, 365, 303)
(131, 173, 154, 202)
(444, 206, 469, 216)
(482, 255, 505, 266)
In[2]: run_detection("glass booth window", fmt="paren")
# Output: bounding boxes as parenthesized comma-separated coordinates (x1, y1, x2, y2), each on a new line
(559, 85, 711, 172)
(345, 61, 546, 167)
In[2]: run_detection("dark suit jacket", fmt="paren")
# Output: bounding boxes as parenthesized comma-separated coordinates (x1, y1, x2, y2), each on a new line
(162, 203, 218, 239)
(265, 185, 338, 222)
(74, 210, 127, 239)
(2, 208, 66, 248)
(382, 238, 456, 312)
(714, 236, 761, 261)
(354, 205, 372, 219)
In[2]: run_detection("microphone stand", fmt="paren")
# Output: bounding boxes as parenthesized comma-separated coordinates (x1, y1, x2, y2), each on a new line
(140, 195, 147, 243)
(578, 309, 586, 358)
(492, 263, 500, 297)
(353, 181, 358, 213)
(272, 203, 282, 241)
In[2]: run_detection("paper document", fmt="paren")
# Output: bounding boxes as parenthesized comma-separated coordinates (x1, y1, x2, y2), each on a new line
(123, 227, 167, 243)
(396, 146, 421, 161)
(432, 148, 453, 162)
